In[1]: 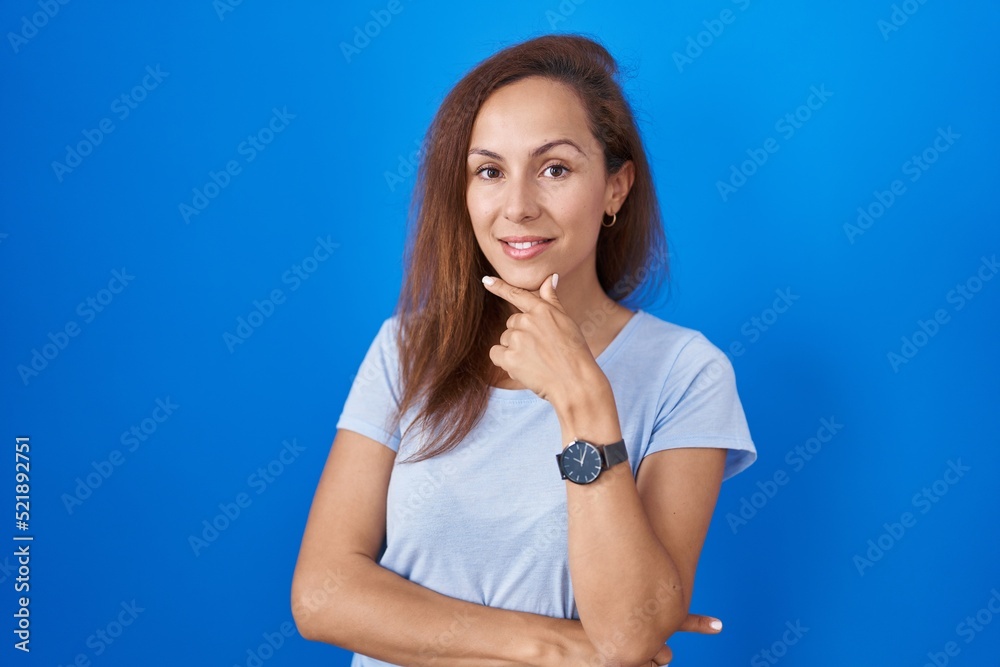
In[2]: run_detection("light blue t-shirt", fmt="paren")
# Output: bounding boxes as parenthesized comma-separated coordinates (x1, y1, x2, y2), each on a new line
(335, 309, 756, 667)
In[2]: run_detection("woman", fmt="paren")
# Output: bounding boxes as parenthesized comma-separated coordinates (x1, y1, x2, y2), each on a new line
(292, 34, 757, 666)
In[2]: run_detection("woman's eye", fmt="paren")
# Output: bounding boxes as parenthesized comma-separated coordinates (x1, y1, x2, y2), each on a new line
(476, 166, 501, 179)
(545, 164, 569, 178)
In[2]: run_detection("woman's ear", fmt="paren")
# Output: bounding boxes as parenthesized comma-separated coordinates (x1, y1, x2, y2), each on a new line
(605, 159, 635, 211)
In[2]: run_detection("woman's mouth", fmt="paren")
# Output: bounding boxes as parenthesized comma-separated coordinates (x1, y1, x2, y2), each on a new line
(499, 238, 554, 260)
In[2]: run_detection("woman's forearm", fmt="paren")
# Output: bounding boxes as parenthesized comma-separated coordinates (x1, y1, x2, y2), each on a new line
(553, 373, 688, 666)
(292, 553, 581, 667)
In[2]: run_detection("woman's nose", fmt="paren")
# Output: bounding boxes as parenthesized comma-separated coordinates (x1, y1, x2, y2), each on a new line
(501, 174, 540, 223)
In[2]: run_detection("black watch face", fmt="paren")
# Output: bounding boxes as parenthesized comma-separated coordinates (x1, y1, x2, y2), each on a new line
(562, 441, 602, 484)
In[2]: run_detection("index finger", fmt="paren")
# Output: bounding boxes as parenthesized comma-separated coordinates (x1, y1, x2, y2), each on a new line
(481, 275, 543, 313)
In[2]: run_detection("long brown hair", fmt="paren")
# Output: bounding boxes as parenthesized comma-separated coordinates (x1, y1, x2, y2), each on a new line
(392, 33, 670, 463)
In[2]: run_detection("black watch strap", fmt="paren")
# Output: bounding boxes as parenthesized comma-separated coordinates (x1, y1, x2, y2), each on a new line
(600, 439, 629, 469)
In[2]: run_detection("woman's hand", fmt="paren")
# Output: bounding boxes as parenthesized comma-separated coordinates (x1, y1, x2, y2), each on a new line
(481, 273, 602, 406)
(650, 613, 725, 665)
(550, 612, 724, 666)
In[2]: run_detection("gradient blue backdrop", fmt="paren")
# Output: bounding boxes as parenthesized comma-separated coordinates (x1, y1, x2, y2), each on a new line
(2, 1, 998, 665)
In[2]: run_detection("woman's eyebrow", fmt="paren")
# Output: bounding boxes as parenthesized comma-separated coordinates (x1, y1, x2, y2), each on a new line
(467, 139, 587, 161)
(534, 139, 587, 157)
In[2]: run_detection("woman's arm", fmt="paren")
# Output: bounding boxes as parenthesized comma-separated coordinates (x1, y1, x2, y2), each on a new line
(553, 379, 727, 666)
(479, 275, 728, 667)
(291, 428, 618, 666)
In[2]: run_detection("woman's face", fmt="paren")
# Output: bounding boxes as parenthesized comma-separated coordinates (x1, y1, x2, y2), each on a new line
(466, 76, 630, 292)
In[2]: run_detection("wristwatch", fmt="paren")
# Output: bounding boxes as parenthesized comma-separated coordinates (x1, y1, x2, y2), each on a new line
(556, 438, 629, 484)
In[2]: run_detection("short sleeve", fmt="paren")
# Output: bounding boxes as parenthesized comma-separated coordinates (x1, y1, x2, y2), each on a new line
(335, 317, 403, 452)
(641, 333, 757, 481)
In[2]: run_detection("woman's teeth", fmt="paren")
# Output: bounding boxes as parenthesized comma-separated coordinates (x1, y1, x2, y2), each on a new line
(506, 240, 548, 249)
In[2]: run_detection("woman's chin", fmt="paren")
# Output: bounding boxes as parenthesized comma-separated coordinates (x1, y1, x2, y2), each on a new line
(497, 271, 548, 292)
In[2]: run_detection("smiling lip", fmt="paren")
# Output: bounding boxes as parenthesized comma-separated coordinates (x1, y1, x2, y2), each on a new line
(499, 236, 554, 260)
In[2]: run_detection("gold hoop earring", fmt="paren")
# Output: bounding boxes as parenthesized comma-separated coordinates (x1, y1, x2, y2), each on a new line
(601, 213, 617, 228)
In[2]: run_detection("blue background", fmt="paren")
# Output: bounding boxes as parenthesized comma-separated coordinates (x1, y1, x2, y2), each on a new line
(2, 1, 998, 665)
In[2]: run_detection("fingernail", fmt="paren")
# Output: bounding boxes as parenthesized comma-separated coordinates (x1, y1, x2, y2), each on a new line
(482, 276, 495, 286)
(551, 273, 559, 289)
(710, 619, 723, 631)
